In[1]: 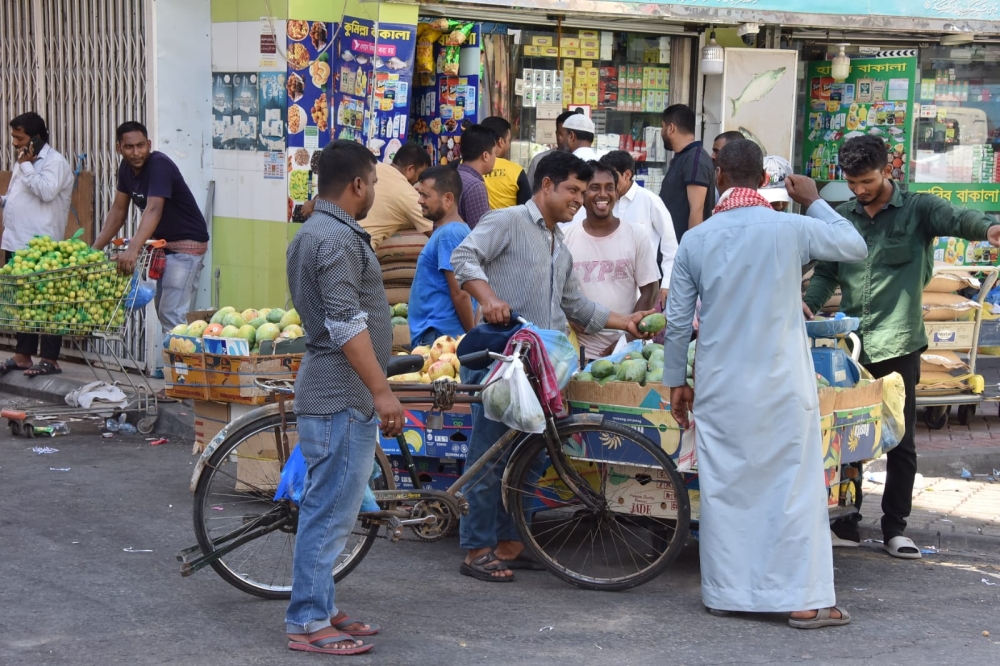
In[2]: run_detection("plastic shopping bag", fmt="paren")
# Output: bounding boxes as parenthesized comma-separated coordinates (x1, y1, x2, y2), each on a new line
(527, 324, 579, 389)
(581, 339, 644, 373)
(482, 356, 546, 433)
(275, 445, 381, 511)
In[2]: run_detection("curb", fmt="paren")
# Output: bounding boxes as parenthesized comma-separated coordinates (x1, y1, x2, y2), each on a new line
(859, 525, 1000, 556)
(864, 448, 1000, 476)
(0, 371, 194, 440)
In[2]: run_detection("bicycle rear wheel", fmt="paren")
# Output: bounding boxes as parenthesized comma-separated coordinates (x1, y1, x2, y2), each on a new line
(192, 410, 392, 599)
(505, 418, 690, 591)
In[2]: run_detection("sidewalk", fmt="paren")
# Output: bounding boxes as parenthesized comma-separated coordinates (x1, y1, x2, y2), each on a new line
(0, 358, 193, 439)
(859, 475, 1000, 554)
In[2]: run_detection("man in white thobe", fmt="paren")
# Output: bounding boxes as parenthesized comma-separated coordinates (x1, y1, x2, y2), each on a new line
(663, 140, 867, 629)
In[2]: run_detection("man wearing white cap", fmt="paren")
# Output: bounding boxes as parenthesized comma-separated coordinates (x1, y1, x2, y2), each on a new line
(758, 155, 793, 212)
(559, 111, 598, 161)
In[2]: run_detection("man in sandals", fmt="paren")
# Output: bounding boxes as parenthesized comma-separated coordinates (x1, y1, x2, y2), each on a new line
(664, 140, 867, 628)
(451, 151, 653, 582)
(0, 112, 75, 378)
(804, 135, 1000, 560)
(284, 140, 404, 655)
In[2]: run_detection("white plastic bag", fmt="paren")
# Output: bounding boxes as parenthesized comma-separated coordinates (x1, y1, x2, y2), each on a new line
(482, 356, 546, 433)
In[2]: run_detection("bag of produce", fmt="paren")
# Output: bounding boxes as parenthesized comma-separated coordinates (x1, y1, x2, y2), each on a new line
(482, 355, 545, 433)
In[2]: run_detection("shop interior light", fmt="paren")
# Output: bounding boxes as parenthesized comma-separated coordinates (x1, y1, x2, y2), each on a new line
(701, 29, 725, 76)
(831, 43, 851, 82)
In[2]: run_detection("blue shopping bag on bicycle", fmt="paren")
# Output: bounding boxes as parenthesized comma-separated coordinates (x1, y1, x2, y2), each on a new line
(274, 444, 380, 512)
(524, 324, 578, 389)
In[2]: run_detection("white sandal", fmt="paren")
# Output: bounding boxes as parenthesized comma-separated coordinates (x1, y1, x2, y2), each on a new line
(788, 606, 852, 629)
(883, 535, 922, 560)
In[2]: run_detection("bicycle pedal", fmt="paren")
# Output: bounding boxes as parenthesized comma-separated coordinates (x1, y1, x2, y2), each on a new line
(386, 516, 404, 543)
(176, 544, 201, 563)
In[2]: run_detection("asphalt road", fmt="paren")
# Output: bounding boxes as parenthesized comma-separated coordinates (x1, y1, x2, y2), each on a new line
(2, 424, 999, 666)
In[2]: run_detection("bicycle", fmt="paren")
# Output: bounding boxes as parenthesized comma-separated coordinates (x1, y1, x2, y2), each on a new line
(178, 335, 691, 596)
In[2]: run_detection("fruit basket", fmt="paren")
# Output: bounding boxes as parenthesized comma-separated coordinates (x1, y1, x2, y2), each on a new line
(0, 233, 158, 337)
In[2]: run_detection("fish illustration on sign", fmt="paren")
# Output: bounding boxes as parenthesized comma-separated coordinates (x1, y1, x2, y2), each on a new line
(738, 126, 768, 156)
(729, 67, 787, 117)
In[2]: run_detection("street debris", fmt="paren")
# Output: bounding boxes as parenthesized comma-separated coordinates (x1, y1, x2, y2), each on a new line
(985, 631, 991, 638)
(211, 506, 224, 511)
(853, 587, 867, 591)
(961, 468, 973, 479)
(981, 578, 998, 586)
(863, 471, 887, 484)
(31, 446, 58, 455)
(539, 626, 553, 632)
(123, 547, 153, 553)
(941, 519, 953, 523)
(149, 438, 168, 446)
(101, 432, 114, 438)
(49, 468, 70, 472)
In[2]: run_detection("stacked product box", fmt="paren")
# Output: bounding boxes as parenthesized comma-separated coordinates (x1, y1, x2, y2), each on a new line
(521, 67, 564, 108)
(379, 405, 472, 491)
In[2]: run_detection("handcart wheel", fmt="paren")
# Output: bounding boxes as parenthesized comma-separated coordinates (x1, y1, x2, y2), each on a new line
(137, 417, 155, 435)
(23, 423, 34, 438)
(957, 404, 977, 426)
(9, 420, 22, 437)
(923, 406, 949, 430)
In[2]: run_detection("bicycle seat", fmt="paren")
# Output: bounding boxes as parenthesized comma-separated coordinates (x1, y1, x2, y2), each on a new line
(386, 354, 424, 377)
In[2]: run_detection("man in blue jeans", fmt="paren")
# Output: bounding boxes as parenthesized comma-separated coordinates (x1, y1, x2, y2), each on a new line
(409, 165, 476, 347)
(283, 140, 404, 655)
(94, 121, 209, 393)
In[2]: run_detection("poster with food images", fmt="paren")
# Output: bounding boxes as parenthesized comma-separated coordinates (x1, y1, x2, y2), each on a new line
(409, 22, 481, 165)
(258, 71, 287, 151)
(211, 73, 234, 150)
(802, 56, 917, 183)
(333, 16, 376, 146)
(366, 23, 417, 162)
(286, 19, 334, 151)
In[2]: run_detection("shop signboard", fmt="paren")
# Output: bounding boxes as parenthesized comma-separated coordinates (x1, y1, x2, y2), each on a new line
(616, 0, 999, 21)
(285, 19, 333, 151)
(802, 56, 917, 183)
(333, 17, 377, 146)
(721, 48, 798, 164)
(913, 183, 1000, 213)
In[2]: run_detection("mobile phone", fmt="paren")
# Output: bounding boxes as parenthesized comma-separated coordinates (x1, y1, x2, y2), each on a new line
(29, 135, 45, 156)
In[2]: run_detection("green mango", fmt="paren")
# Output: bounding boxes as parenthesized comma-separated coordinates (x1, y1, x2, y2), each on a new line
(590, 359, 615, 379)
(621, 359, 647, 383)
(574, 372, 595, 382)
(597, 376, 616, 386)
(642, 343, 664, 360)
(616, 363, 627, 381)
(646, 368, 664, 384)
(638, 313, 666, 334)
(625, 351, 645, 361)
(391, 316, 408, 327)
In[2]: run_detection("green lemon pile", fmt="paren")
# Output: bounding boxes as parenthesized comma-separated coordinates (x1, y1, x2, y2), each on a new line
(0, 235, 129, 335)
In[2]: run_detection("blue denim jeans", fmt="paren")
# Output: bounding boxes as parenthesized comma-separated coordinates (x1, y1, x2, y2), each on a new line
(413, 327, 442, 348)
(458, 366, 522, 550)
(285, 409, 378, 635)
(155, 252, 205, 337)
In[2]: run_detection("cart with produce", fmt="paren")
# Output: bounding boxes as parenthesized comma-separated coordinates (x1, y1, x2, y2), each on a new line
(0, 234, 162, 436)
(916, 265, 1000, 428)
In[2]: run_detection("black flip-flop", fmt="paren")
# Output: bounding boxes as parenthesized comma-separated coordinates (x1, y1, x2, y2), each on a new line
(24, 361, 61, 378)
(460, 551, 514, 582)
(0, 358, 26, 376)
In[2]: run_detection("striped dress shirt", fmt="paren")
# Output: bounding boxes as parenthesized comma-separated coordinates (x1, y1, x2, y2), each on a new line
(456, 163, 491, 229)
(451, 199, 610, 335)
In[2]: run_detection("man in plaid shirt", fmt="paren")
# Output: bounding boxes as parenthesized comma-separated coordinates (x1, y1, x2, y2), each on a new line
(456, 124, 496, 228)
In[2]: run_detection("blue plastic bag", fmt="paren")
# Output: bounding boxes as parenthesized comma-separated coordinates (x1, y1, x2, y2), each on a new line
(525, 324, 579, 388)
(274, 445, 381, 512)
(581, 339, 645, 373)
(125, 276, 155, 311)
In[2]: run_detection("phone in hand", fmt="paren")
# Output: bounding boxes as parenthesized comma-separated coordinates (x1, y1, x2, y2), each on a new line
(29, 135, 45, 156)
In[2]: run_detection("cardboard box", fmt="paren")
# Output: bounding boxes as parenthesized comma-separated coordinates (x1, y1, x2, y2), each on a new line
(378, 406, 473, 458)
(581, 38, 599, 50)
(531, 36, 554, 47)
(235, 420, 297, 492)
(573, 88, 587, 105)
(586, 89, 599, 106)
(563, 59, 575, 73)
(581, 49, 599, 60)
(388, 454, 463, 491)
(587, 68, 599, 87)
(925, 321, 977, 349)
(564, 381, 682, 465)
(392, 323, 411, 350)
(187, 309, 216, 324)
(205, 352, 303, 405)
(523, 45, 540, 57)
(541, 46, 559, 58)
(194, 400, 229, 449)
(579, 30, 598, 39)
(559, 37, 580, 48)
(561, 47, 580, 58)
(163, 348, 211, 400)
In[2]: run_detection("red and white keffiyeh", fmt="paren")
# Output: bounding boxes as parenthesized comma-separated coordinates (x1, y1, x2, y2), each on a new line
(713, 187, 773, 215)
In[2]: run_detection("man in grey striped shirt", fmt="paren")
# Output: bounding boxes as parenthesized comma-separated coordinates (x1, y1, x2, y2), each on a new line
(451, 151, 652, 582)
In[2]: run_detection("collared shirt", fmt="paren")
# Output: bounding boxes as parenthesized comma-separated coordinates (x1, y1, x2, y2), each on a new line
(452, 199, 610, 335)
(362, 161, 432, 249)
(804, 183, 998, 364)
(287, 199, 392, 417)
(617, 181, 678, 288)
(1, 144, 75, 252)
(526, 149, 552, 186)
(659, 140, 715, 244)
(456, 163, 491, 229)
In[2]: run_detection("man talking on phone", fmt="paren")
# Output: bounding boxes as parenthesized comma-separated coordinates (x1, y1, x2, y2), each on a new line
(0, 112, 75, 378)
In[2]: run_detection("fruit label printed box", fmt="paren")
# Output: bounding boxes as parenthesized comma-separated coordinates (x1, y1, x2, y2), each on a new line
(163, 349, 211, 401)
(387, 454, 463, 491)
(204, 352, 302, 405)
(379, 408, 472, 459)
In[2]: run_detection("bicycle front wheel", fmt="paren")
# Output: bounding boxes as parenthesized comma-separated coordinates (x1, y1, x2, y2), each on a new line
(505, 418, 690, 591)
(192, 410, 392, 599)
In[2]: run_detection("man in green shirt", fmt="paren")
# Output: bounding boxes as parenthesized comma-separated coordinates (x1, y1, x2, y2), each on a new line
(804, 135, 1000, 559)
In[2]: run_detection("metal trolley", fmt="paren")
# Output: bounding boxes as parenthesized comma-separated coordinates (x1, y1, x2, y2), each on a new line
(0, 238, 163, 436)
(918, 265, 1000, 429)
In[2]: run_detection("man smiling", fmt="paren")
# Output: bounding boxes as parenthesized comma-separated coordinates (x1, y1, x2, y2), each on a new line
(450, 151, 654, 582)
(562, 161, 659, 360)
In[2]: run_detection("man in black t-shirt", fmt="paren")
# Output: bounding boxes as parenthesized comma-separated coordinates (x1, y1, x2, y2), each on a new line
(95, 122, 210, 377)
(659, 105, 716, 244)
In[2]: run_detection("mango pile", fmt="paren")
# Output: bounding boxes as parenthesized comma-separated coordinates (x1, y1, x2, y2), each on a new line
(0, 235, 129, 335)
(573, 343, 665, 386)
(389, 333, 463, 384)
(167, 306, 303, 354)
